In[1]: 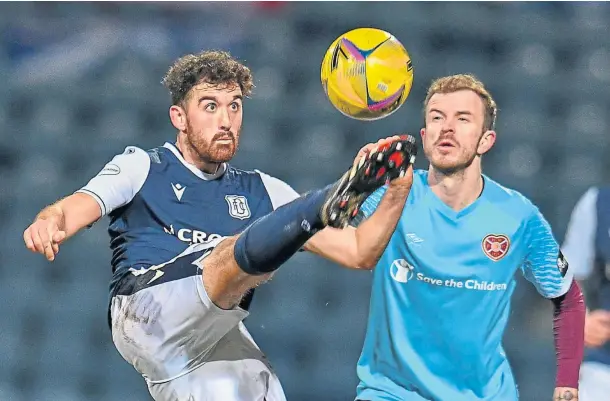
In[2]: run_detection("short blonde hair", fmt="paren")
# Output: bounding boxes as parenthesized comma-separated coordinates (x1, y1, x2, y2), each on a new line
(424, 74, 497, 131)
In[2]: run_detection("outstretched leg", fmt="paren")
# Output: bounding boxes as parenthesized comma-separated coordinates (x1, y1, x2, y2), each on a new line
(202, 135, 417, 309)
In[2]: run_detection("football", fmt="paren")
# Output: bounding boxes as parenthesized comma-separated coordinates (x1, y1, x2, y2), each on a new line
(320, 27, 414, 121)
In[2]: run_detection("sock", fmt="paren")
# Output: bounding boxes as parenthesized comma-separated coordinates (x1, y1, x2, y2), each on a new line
(233, 183, 334, 276)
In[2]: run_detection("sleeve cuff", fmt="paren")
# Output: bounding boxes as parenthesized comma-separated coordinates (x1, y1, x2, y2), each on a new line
(76, 188, 107, 216)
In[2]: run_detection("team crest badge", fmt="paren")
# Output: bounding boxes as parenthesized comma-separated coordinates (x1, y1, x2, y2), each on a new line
(482, 234, 510, 261)
(225, 195, 251, 220)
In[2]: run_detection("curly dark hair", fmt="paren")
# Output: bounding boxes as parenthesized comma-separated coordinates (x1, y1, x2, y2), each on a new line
(161, 50, 254, 106)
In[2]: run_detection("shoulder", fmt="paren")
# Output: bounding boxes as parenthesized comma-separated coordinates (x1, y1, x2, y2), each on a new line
(566, 186, 600, 222)
(226, 166, 293, 189)
(254, 169, 299, 208)
(114, 145, 150, 160)
(413, 169, 429, 180)
(226, 166, 262, 179)
(573, 186, 599, 210)
(412, 169, 429, 189)
(225, 167, 299, 209)
(483, 176, 537, 214)
(144, 144, 178, 166)
(404, 169, 429, 201)
(104, 145, 152, 177)
(586, 186, 602, 201)
(223, 166, 266, 186)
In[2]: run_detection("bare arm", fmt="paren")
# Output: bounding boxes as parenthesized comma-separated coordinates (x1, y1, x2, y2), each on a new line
(38, 193, 102, 237)
(23, 146, 151, 261)
(24, 193, 102, 261)
(305, 173, 412, 269)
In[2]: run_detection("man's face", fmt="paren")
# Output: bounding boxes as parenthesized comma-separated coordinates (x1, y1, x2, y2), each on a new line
(421, 90, 492, 174)
(181, 82, 243, 163)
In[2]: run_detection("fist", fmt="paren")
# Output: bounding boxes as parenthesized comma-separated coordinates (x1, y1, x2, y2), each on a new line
(584, 309, 610, 348)
(23, 218, 67, 261)
(553, 387, 578, 400)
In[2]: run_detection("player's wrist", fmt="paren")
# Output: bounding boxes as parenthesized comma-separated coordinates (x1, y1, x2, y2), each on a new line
(35, 204, 65, 226)
(386, 180, 412, 195)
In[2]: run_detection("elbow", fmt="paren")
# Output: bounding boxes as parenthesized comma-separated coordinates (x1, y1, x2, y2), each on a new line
(354, 254, 378, 270)
(552, 281, 586, 313)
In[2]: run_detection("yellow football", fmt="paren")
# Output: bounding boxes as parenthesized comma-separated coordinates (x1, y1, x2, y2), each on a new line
(321, 27, 414, 121)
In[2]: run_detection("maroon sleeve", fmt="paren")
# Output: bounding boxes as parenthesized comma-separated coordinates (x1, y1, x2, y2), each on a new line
(551, 280, 586, 388)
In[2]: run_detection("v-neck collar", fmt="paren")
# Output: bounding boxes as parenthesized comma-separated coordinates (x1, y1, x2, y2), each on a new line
(424, 173, 487, 220)
(163, 142, 227, 181)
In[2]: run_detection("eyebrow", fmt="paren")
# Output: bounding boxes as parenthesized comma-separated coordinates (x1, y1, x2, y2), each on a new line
(428, 108, 473, 116)
(198, 94, 243, 104)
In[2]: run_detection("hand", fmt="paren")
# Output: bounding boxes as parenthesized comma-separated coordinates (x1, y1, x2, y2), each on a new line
(353, 135, 415, 188)
(553, 387, 578, 400)
(23, 217, 67, 261)
(354, 135, 402, 165)
(584, 309, 610, 348)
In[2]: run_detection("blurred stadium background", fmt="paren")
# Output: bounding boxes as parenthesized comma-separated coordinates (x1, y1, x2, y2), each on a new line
(2, 2, 609, 400)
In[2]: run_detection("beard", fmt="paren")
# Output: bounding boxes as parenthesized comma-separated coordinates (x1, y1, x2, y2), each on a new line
(185, 120, 240, 164)
(424, 143, 478, 176)
(425, 130, 486, 176)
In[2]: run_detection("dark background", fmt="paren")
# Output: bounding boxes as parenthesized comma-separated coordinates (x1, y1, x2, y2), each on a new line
(2, 2, 608, 400)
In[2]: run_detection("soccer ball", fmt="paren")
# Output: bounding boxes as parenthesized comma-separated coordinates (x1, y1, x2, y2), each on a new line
(320, 28, 414, 121)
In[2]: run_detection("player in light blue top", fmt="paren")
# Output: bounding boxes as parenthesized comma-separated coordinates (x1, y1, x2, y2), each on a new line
(355, 168, 569, 401)
(309, 74, 585, 401)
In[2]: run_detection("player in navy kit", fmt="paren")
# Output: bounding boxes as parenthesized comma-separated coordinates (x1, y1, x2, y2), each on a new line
(23, 50, 417, 401)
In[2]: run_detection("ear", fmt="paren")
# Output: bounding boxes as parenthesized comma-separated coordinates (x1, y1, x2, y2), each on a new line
(420, 127, 426, 142)
(477, 130, 496, 155)
(169, 105, 187, 131)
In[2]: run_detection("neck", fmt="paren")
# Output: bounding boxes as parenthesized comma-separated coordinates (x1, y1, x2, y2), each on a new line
(428, 162, 484, 212)
(176, 132, 220, 174)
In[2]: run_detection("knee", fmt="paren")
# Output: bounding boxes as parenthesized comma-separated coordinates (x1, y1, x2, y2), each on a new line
(201, 236, 256, 309)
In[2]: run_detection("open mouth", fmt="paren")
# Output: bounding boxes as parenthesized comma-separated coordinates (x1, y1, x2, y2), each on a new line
(437, 140, 456, 149)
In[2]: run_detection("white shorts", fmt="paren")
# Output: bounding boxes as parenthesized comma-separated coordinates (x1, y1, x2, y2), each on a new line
(579, 361, 610, 401)
(109, 241, 286, 401)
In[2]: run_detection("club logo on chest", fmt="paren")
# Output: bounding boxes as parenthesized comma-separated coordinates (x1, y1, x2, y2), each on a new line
(482, 234, 510, 261)
(225, 195, 251, 220)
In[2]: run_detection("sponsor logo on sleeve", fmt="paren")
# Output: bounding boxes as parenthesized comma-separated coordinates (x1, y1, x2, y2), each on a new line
(557, 251, 569, 277)
(98, 163, 121, 176)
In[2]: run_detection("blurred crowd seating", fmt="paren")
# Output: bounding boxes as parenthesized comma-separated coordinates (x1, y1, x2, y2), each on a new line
(1, 2, 608, 400)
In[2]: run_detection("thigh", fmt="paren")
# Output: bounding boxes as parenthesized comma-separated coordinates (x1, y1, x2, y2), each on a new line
(200, 236, 274, 310)
(110, 241, 249, 383)
(147, 323, 287, 401)
(580, 361, 610, 401)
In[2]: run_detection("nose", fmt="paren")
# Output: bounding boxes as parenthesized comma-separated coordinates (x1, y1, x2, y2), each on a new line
(219, 107, 231, 131)
(441, 116, 455, 133)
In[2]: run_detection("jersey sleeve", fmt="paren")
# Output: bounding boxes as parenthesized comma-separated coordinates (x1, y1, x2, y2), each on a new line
(350, 185, 388, 227)
(256, 170, 300, 210)
(561, 187, 598, 280)
(76, 146, 150, 216)
(520, 208, 574, 299)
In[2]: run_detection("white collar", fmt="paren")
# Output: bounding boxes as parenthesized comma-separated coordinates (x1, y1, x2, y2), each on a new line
(163, 142, 227, 181)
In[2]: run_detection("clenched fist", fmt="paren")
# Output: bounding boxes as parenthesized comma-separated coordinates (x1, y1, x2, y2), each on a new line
(553, 387, 578, 400)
